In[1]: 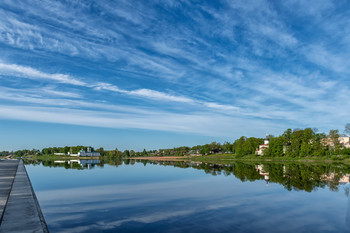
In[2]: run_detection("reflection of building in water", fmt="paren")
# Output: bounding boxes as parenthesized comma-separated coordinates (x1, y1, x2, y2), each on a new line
(321, 173, 350, 185)
(54, 160, 66, 164)
(256, 165, 270, 186)
(67, 159, 100, 169)
(256, 135, 269, 156)
(339, 175, 350, 184)
(189, 161, 202, 167)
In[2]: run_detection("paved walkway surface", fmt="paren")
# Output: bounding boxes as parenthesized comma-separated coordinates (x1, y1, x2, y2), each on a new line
(0, 159, 48, 232)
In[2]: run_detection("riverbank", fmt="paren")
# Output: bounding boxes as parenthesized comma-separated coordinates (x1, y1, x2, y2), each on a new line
(131, 156, 189, 161)
(189, 154, 350, 164)
(19, 154, 100, 161)
(128, 154, 350, 164)
(18, 153, 350, 165)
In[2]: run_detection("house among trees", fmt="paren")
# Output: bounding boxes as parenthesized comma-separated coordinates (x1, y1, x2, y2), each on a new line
(256, 134, 269, 155)
(53, 152, 66, 155)
(70, 147, 100, 157)
(322, 134, 350, 148)
(339, 134, 350, 148)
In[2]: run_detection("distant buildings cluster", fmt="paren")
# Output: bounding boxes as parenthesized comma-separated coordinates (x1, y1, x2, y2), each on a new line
(256, 134, 350, 156)
(54, 147, 100, 157)
(323, 134, 350, 148)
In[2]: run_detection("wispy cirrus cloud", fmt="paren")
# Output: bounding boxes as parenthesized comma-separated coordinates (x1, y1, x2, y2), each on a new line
(1, 58, 349, 134)
(0, 104, 282, 137)
(1, 0, 350, 149)
(0, 61, 243, 112)
(0, 62, 86, 86)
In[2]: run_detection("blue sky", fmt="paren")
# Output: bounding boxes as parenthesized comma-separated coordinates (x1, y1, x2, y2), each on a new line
(0, 0, 350, 151)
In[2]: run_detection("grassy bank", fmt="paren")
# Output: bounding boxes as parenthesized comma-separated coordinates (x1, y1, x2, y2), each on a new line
(18, 153, 350, 165)
(184, 154, 350, 164)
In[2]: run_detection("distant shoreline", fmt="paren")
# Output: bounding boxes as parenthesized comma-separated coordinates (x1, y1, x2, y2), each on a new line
(130, 156, 189, 161)
(22, 155, 100, 160)
(19, 153, 350, 165)
(128, 154, 350, 164)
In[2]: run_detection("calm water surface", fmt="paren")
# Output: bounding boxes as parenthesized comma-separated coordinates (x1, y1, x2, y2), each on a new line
(25, 160, 350, 232)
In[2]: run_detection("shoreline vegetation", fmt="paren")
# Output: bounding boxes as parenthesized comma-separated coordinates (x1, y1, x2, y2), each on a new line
(129, 154, 350, 164)
(14, 153, 350, 166)
(2, 125, 350, 164)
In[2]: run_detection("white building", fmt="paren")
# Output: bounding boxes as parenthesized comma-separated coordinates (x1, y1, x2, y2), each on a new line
(77, 147, 100, 157)
(53, 153, 66, 155)
(256, 135, 269, 156)
(340, 134, 350, 148)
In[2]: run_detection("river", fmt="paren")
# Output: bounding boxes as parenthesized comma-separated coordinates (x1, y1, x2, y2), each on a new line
(25, 159, 350, 232)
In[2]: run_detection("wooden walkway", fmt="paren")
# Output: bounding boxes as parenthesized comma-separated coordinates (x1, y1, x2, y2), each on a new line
(0, 159, 48, 232)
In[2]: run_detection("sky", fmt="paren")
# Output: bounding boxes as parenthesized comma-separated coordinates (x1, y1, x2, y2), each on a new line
(0, 0, 350, 151)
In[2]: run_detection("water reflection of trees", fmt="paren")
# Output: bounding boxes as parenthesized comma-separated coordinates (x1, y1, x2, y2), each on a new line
(24, 158, 350, 193)
(131, 160, 350, 193)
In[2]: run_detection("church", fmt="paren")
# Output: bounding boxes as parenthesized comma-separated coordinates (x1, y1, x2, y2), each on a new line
(256, 135, 269, 156)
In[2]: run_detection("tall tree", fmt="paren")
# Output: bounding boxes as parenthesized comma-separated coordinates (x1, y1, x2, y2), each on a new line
(345, 123, 350, 135)
(123, 150, 130, 157)
(329, 129, 341, 154)
(329, 130, 340, 147)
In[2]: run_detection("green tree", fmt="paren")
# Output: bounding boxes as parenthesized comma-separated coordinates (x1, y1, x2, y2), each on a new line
(345, 123, 350, 135)
(329, 129, 340, 154)
(223, 142, 233, 153)
(200, 144, 210, 155)
(123, 150, 130, 157)
(96, 147, 106, 156)
(266, 136, 284, 157)
(142, 149, 148, 156)
(234, 136, 247, 157)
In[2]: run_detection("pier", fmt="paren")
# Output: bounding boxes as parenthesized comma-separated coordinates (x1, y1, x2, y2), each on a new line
(0, 159, 48, 232)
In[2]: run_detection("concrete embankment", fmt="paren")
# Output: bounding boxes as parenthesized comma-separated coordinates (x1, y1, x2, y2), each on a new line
(0, 159, 48, 232)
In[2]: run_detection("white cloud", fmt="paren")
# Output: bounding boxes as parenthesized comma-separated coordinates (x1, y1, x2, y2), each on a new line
(129, 89, 194, 103)
(42, 88, 81, 98)
(303, 44, 350, 73)
(203, 102, 240, 112)
(0, 104, 284, 137)
(1, 0, 350, 137)
(0, 62, 86, 86)
(0, 62, 247, 113)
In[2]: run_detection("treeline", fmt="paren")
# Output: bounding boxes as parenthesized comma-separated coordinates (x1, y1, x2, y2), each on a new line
(147, 125, 350, 158)
(14, 149, 40, 157)
(40, 146, 136, 158)
(153, 139, 264, 157)
(3, 124, 350, 158)
(41, 146, 91, 154)
(265, 128, 350, 157)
